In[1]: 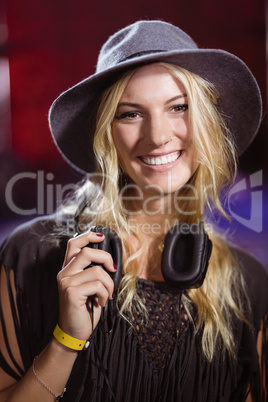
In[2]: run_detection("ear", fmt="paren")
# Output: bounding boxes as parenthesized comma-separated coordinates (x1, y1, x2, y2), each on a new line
(90, 226, 123, 292)
(161, 223, 212, 289)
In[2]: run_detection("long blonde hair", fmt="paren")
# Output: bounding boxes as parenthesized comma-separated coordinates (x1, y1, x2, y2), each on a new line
(85, 62, 249, 361)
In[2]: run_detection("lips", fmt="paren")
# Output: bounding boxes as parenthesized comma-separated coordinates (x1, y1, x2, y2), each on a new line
(140, 151, 182, 166)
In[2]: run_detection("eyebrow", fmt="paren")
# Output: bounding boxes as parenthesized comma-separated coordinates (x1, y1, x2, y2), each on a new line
(117, 94, 187, 109)
(167, 94, 187, 103)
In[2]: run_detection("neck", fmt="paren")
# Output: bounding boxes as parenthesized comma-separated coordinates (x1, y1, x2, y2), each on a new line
(123, 188, 198, 281)
(126, 190, 178, 229)
(125, 202, 176, 282)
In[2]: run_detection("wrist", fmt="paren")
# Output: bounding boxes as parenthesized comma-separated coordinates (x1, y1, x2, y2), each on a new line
(53, 324, 90, 351)
(51, 335, 79, 356)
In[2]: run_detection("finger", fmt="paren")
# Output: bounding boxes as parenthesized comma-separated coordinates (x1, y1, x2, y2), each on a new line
(63, 279, 111, 308)
(59, 265, 115, 300)
(61, 247, 117, 276)
(64, 231, 105, 266)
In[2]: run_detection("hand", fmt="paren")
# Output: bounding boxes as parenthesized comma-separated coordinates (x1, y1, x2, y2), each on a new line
(57, 231, 116, 341)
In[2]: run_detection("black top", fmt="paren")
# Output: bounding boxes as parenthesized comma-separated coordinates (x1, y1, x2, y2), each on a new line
(0, 215, 267, 401)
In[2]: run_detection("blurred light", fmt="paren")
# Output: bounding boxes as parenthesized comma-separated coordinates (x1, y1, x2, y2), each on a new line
(0, 57, 11, 152)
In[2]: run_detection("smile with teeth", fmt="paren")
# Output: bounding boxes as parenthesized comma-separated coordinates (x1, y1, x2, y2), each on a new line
(140, 151, 182, 166)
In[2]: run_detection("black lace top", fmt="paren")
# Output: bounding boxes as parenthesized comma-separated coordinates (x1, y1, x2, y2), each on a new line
(126, 279, 188, 370)
(0, 215, 267, 401)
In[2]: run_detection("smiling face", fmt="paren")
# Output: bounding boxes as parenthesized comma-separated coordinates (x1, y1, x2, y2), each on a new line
(111, 64, 198, 200)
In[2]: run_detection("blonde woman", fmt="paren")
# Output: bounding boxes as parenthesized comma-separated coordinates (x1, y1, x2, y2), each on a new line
(0, 20, 267, 402)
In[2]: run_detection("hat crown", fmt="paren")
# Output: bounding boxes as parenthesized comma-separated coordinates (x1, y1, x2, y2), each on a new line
(96, 20, 198, 73)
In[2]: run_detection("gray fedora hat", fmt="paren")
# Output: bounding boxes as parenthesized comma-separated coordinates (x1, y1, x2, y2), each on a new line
(49, 20, 262, 174)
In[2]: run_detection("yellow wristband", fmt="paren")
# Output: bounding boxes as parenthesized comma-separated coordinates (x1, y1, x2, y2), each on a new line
(53, 324, 87, 351)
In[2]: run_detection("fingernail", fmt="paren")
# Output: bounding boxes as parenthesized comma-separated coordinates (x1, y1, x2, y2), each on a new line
(96, 233, 104, 237)
(113, 263, 117, 271)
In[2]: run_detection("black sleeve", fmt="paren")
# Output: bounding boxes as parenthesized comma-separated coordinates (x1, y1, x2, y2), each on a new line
(232, 246, 268, 333)
(0, 215, 67, 378)
(231, 246, 268, 401)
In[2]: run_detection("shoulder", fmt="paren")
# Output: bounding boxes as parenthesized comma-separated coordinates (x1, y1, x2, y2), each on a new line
(230, 244, 268, 329)
(0, 213, 71, 275)
(2, 214, 59, 244)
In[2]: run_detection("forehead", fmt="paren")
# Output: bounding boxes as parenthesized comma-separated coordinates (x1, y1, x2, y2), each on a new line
(120, 64, 186, 100)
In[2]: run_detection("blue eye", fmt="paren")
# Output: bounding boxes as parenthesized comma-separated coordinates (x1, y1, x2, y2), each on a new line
(114, 111, 139, 120)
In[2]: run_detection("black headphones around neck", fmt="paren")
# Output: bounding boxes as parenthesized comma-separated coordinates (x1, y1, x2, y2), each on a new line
(87, 223, 212, 290)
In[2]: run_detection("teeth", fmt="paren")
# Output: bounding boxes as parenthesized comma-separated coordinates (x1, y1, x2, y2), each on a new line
(142, 152, 181, 166)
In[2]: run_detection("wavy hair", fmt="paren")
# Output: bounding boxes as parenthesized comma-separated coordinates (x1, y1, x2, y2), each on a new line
(81, 62, 249, 361)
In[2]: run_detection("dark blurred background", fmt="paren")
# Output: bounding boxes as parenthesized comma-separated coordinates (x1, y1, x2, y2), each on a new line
(0, 0, 267, 268)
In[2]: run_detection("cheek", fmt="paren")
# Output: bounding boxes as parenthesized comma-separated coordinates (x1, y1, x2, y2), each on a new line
(181, 121, 192, 142)
(112, 126, 137, 155)
(112, 137, 128, 161)
(111, 129, 133, 172)
(171, 117, 192, 144)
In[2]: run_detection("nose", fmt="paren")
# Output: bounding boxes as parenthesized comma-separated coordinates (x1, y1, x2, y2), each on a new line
(143, 113, 172, 146)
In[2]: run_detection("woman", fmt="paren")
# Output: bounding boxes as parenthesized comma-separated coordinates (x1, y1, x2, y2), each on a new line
(0, 20, 267, 401)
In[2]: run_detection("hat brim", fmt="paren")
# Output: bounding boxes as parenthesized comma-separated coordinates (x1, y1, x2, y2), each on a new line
(49, 48, 262, 174)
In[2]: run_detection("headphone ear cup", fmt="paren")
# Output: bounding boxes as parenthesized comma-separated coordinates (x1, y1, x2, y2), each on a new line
(161, 224, 212, 289)
(90, 226, 123, 292)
